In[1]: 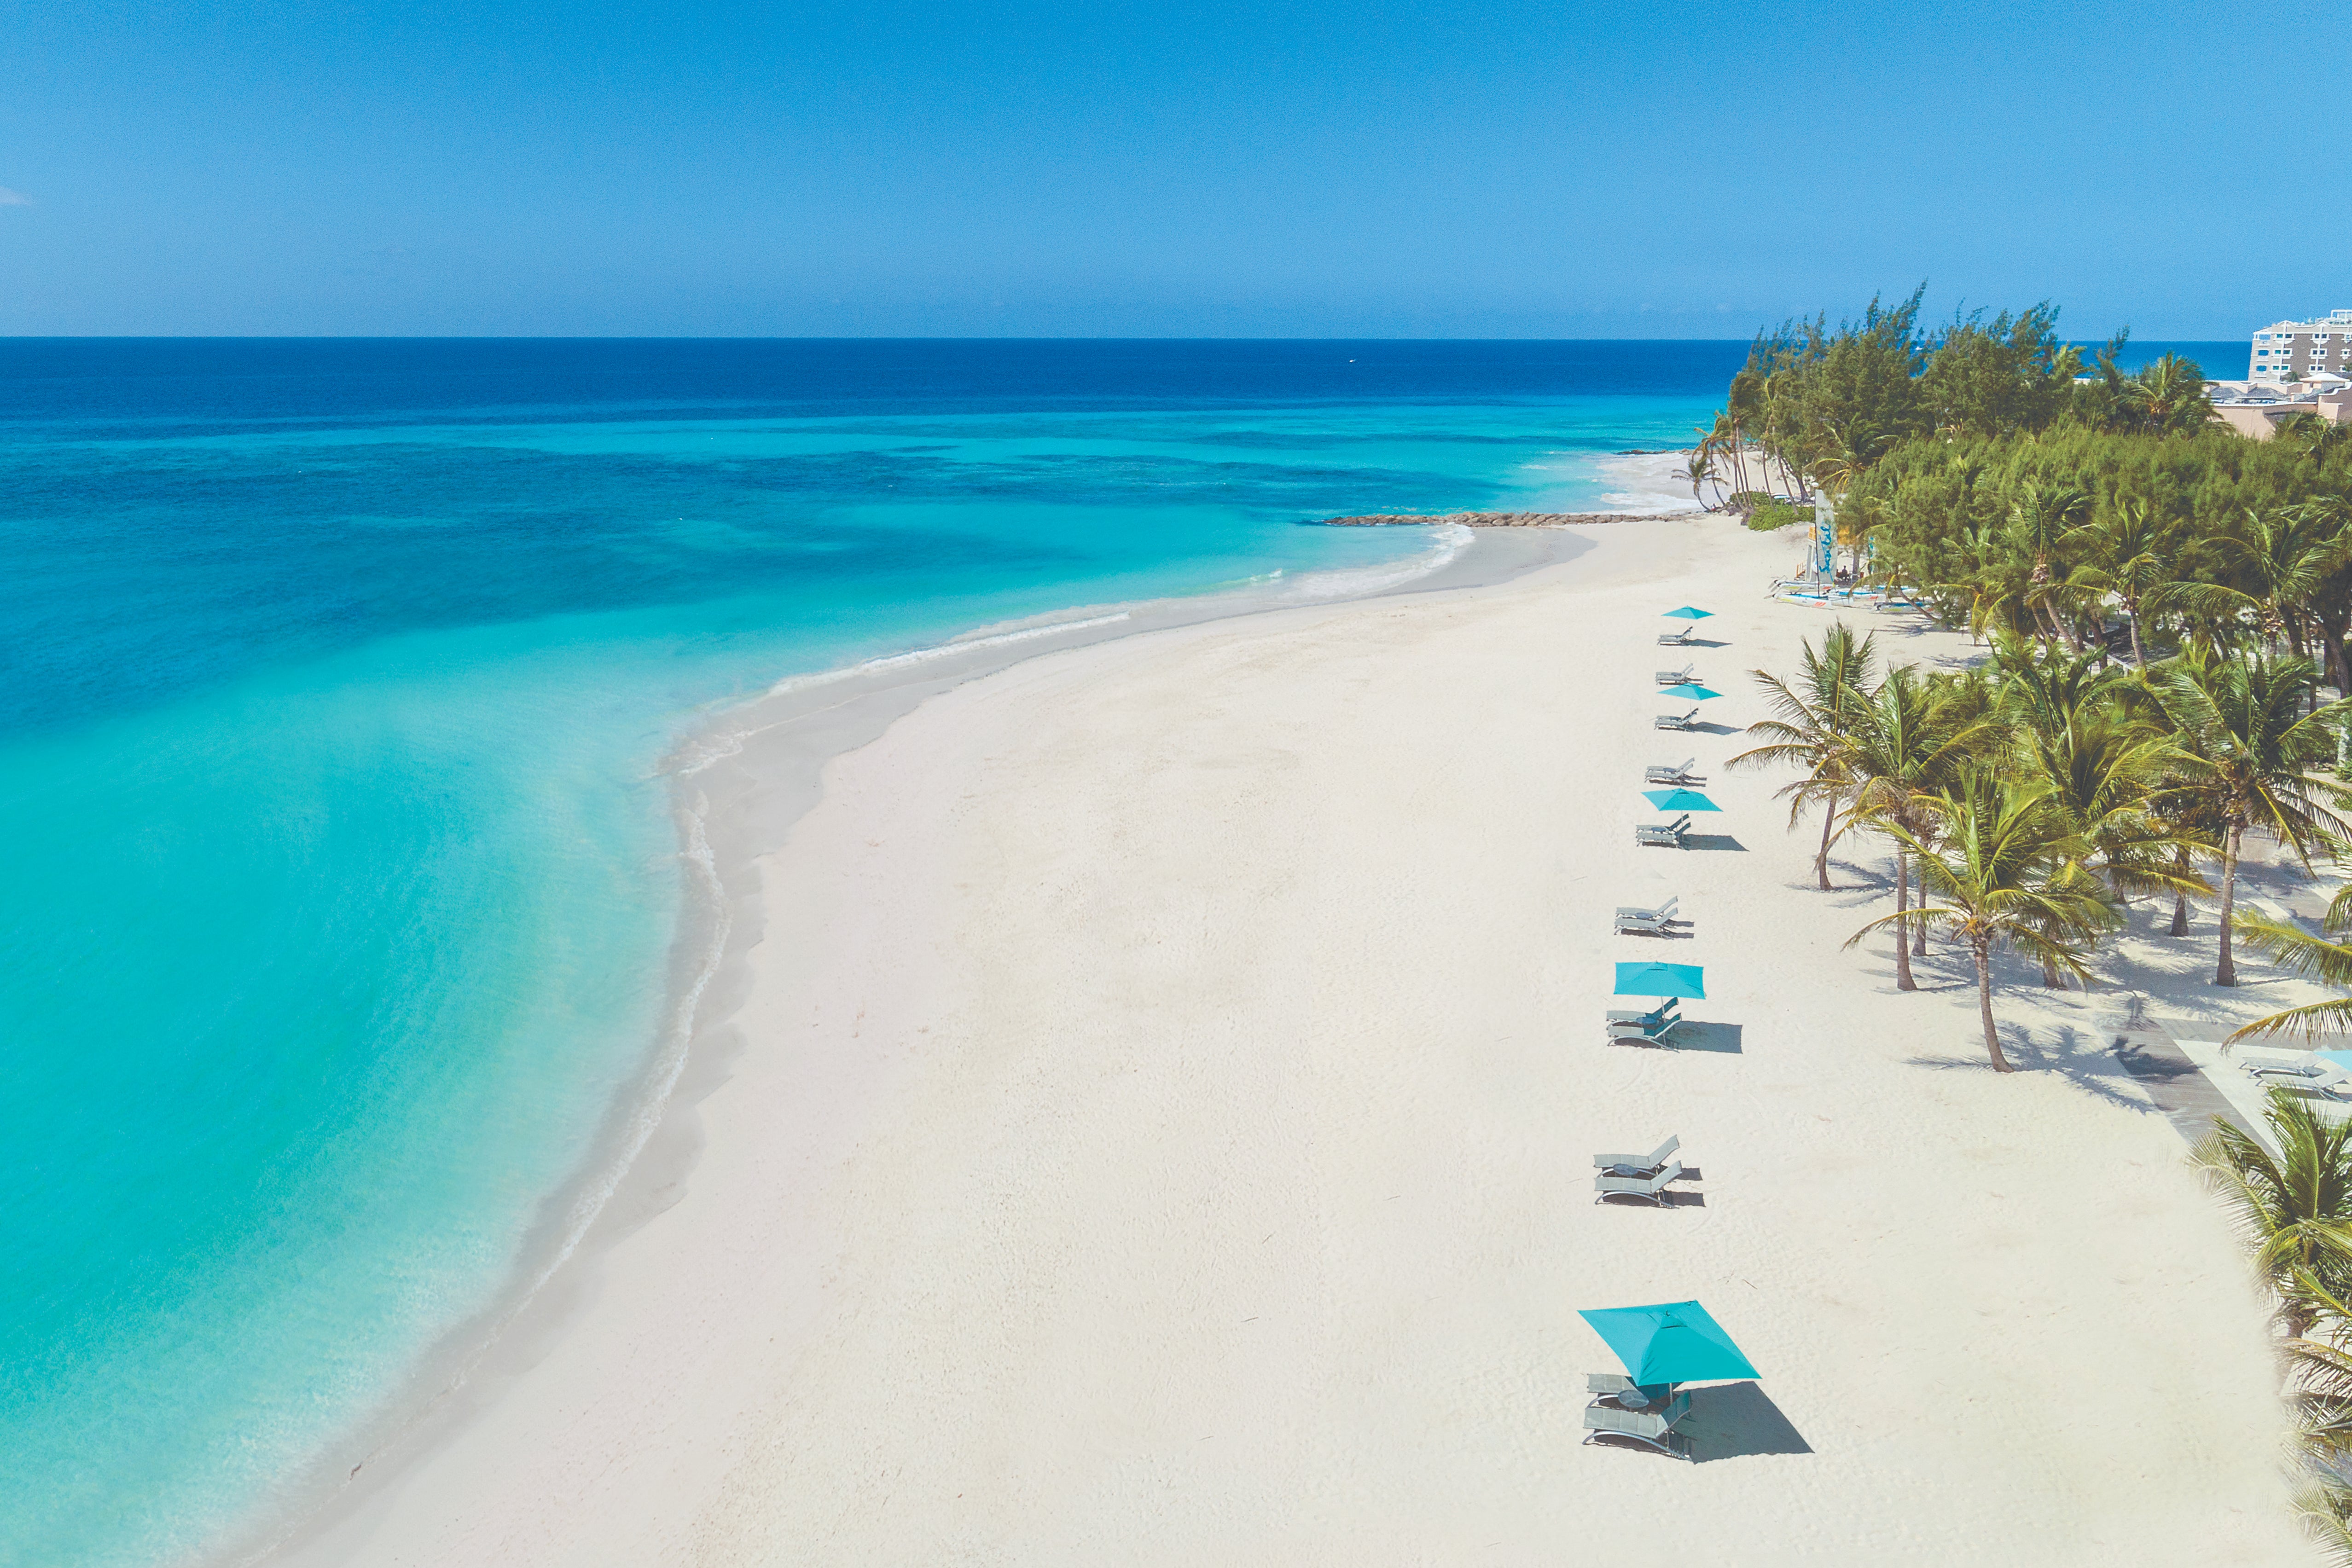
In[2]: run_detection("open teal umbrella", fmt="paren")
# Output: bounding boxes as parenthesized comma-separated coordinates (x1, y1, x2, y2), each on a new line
(1661, 606, 1713, 620)
(1657, 683, 1721, 700)
(1642, 788, 1719, 812)
(1613, 961, 1704, 1000)
(1579, 1300, 1758, 1386)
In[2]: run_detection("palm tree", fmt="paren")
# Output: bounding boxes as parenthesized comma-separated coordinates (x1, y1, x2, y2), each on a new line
(2295, 1478, 2352, 1567)
(2120, 352, 2215, 436)
(2064, 497, 2175, 665)
(1730, 624, 1878, 891)
(1677, 444, 1719, 510)
(2165, 503, 2352, 661)
(1846, 665, 1994, 989)
(1847, 773, 2115, 1070)
(2150, 655, 2352, 984)
(2193, 1087, 2352, 1337)
(2227, 894, 2352, 1042)
(2006, 481, 2094, 649)
(2020, 706, 2206, 978)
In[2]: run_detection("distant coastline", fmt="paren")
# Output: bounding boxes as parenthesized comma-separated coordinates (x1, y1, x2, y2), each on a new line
(1321, 509, 1702, 527)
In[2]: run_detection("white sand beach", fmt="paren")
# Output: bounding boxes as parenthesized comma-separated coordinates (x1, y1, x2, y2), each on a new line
(284, 515, 2320, 1565)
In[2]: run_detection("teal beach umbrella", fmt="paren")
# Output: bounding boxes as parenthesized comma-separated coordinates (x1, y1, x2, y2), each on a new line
(1613, 961, 1705, 1000)
(1657, 683, 1721, 700)
(1661, 606, 1713, 620)
(1579, 1300, 1759, 1386)
(1642, 788, 1719, 812)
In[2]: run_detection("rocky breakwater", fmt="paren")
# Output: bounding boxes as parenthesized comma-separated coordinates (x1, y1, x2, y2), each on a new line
(1318, 509, 1704, 527)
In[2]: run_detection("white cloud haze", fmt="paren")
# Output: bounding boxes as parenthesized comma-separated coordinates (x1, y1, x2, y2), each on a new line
(0, 187, 30, 206)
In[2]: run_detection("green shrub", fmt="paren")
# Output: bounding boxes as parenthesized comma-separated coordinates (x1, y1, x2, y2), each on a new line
(1745, 500, 1816, 532)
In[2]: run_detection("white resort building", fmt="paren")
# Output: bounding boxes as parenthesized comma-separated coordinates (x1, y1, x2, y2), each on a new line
(2250, 309, 2352, 384)
(2203, 307, 2352, 438)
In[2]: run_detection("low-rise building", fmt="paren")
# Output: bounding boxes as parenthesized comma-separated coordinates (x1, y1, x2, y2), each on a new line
(2208, 375, 2352, 439)
(2250, 309, 2352, 384)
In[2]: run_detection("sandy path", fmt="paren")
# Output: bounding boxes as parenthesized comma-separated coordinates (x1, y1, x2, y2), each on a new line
(289, 519, 2311, 1566)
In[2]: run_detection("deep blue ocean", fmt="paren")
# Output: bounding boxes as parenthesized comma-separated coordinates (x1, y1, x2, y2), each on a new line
(0, 337, 2233, 1564)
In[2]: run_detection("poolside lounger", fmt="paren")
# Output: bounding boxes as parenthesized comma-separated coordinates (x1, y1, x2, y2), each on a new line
(1657, 625, 1694, 646)
(1645, 760, 1701, 785)
(1654, 707, 1700, 731)
(1594, 1160, 1684, 1205)
(1582, 1387, 1694, 1459)
(2236, 1046, 2319, 1073)
(1594, 1134, 1680, 1177)
(1617, 896, 1679, 924)
(1635, 814, 1692, 849)
(1654, 662, 1695, 685)
(2247, 1059, 2352, 1098)
(1605, 998, 1678, 1029)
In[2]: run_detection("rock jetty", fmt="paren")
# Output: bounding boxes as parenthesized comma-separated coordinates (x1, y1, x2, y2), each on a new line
(1318, 510, 1705, 528)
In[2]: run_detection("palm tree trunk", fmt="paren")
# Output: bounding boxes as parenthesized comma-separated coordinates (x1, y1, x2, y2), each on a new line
(2126, 604, 2145, 665)
(1913, 915, 1927, 957)
(1975, 938, 2011, 1072)
(2215, 824, 2242, 986)
(2040, 953, 2064, 988)
(1815, 802, 1835, 891)
(1893, 851, 1916, 991)
(2170, 846, 2193, 936)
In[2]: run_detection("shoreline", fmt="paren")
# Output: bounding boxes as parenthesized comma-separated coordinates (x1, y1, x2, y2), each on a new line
(267, 509, 2313, 1563)
(240, 518, 1599, 1567)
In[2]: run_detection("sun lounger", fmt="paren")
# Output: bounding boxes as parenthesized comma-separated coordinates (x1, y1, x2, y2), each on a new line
(1605, 998, 1678, 1029)
(2236, 1046, 2319, 1073)
(1614, 906, 1682, 936)
(1582, 1386, 1694, 1459)
(2247, 1059, 2352, 1099)
(1594, 1160, 1684, 1204)
(1618, 896, 1679, 924)
(1607, 1012, 1682, 1047)
(1654, 662, 1695, 685)
(1645, 759, 1701, 785)
(1594, 1134, 1680, 1177)
(1654, 707, 1700, 731)
(1657, 625, 1694, 646)
(1635, 814, 1692, 849)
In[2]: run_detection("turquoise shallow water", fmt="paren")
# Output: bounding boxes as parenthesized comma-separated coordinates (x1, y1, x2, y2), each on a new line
(0, 339, 1748, 1563)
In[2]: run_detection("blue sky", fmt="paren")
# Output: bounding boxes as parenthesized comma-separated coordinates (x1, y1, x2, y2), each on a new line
(1, 0, 2343, 337)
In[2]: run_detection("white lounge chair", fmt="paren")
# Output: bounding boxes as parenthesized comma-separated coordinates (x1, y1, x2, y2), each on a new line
(1606, 998, 1678, 1029)
(1655, 707, 1700, 731)
(1582, 1385, 1694, 1459)
(1654, 662, 1695, 685)
(1657, 625, 1694, 646)
(1594, 1160, 1684, 1205)
(1614, 899, 1684, 936)
(1645, 759, 1701, 785)
(1636, 814, 1692, 849)
(1594, 1135, 1680, 1177)
(1607, 1010, 1681, 1047)
(2247, 1058, 2352, 1099)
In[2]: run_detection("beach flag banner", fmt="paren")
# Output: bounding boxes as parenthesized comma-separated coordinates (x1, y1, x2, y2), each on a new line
(1656, 683, 1720, 700)
(1612, 961, 1705, 1000)
(1578, 1300, 1760, 1386)
(1661, 606, 1713, 620)
(1641, 788, 1720, 812)
(1814, 511, 1834, 575)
